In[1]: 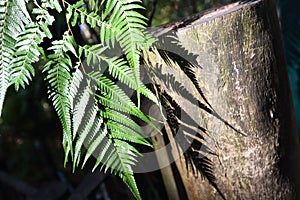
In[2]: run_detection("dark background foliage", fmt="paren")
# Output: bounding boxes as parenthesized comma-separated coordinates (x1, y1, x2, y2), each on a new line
(0, 0, 298, 199)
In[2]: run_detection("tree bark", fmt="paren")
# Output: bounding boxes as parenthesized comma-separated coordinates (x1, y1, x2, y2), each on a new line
(143, 0, 300, 199)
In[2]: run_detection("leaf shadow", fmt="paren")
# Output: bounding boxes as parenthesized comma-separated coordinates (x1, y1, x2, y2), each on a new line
(143, 29, 244, 200)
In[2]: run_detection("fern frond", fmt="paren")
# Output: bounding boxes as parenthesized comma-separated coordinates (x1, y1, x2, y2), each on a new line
(73, 85, 143, 170)
(104, 0, 154, 106)
(43, 32, 77, 164)
(81, 44, 161, 109)
(72, 80, 104, 168)
(51, 1, 157, 199)
(81, 119, 108, 168)
(66, 0, 155, 110)
(99, 109, 146, 137)
(90, 124, 142, 200)
(79, 44, 107, 68)
(122, 172, 141, 200)
(89, 72, 151, 121)
(80, 44, 138, 87)
(69, 65, 149, 200)
(9, 0, 62, 91)
(71, 83, 143, 200)
(11, 23, 44, 91)
(1, 0, 157, 199)
(0, 0, 31, 116)
(107, 120, 151, 147)
(74, 96, 100, 168)
(70, 65, 155, 200)
(45, 56, 73, 163)
(69, 62, 82, 118)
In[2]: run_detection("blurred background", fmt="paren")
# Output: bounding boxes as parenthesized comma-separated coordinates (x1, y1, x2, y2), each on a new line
(0, 0, 299, 199)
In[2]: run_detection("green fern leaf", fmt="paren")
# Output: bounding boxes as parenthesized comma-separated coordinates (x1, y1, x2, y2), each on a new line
(0, 0, 31, 116)
(10, 0, 62, 91)
(11, 23, 43, 91)
(89, 124, 141, 200)
(73, 87, 103, 168)
(122, 172, 141, 200)
(103, 0, 153, 106)
(81, 44, 162, 114)
(45, 57, 73, 164)
(89, 72, 148, 118)
(107, 120, 151, 147)
(0, 0, 158, 199)
(80, 44, 136, 87)
(70, 68, 150, 200)
(43, 32, 77, 164)
(66, 0, 155, 109)
(99, 109, 147, 138)
(49, 1, 157, 199)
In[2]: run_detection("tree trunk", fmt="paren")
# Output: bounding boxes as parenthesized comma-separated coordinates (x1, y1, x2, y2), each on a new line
(143, 0, 300, 199)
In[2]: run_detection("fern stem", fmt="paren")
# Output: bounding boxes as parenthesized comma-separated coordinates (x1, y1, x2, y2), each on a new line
(152, 133, 180, 200)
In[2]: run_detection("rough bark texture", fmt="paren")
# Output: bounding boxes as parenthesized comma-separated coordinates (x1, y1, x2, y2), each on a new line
(143, 0, 300, 199)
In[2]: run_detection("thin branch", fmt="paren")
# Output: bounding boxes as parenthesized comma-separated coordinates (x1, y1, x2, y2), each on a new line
(148, 0, 158, 27)
(61, 0, 87, 75)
